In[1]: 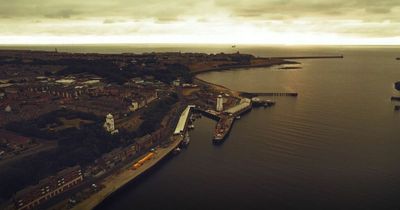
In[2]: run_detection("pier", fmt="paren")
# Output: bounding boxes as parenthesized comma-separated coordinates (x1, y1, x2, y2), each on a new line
(270, 55, 344, 60)
(241, 92, 298, 98)
(196, 98, 253, 144)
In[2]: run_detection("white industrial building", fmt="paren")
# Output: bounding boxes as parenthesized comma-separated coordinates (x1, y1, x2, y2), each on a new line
(174, 105, 195, 135)
(224, 98, 251, 115)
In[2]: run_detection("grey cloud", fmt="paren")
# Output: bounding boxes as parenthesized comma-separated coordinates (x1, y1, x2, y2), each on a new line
(215, 0, 400, 22)
(44, 9, 80, 19)
(365, 7, 391, 14)
(0, 0, 400, 40)
(0, 0, 200, 20)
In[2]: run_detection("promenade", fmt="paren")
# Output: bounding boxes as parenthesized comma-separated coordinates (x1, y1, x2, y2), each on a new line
(71, 135, 183, 210)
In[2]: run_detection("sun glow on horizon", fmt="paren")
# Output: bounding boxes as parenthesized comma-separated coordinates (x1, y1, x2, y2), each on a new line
(0, 16, 400, 45)
(1, 33, 399, 46)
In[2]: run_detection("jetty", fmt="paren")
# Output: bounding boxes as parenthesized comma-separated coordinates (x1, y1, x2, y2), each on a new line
(270, 55, 344, 60)
(241, 92, 298, 98)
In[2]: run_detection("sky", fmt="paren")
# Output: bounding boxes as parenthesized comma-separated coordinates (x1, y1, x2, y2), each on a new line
(0, 0, 399, 45)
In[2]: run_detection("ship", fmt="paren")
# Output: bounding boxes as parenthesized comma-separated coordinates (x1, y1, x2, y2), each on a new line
(213, 117, 234, 143)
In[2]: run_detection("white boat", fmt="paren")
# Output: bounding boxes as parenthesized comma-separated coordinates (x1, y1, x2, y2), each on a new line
(173, 147, 181, 154)
(182, 132, 190, 146)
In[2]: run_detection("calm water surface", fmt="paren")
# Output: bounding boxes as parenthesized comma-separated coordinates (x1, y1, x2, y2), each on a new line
(103, 46, 400, 210)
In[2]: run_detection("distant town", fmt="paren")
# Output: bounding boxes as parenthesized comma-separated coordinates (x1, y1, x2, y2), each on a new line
(0, 49, 305, 210)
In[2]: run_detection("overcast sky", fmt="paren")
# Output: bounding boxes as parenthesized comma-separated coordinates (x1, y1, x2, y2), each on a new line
(0, 0, 399, 44)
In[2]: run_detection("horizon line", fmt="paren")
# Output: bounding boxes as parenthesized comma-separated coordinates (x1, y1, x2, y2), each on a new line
(0, 43, 400, 47)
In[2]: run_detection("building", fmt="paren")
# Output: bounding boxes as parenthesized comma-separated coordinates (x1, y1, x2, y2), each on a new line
(172, 79, 181, 87)
(129, 101, 139, 112)
(14, 166, 83, 210)
(224, 98, 252, 115)
(103, 113, 118, 134)
(173, 105, 195, 135)
(216, 95, 224, 112)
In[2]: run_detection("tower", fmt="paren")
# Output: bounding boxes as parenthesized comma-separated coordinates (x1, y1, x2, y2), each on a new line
(104, 113, 118, 134)
(216, 95, 224, 112)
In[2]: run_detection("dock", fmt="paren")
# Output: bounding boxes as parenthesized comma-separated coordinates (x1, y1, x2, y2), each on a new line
(241, 92, 298, 98)
(196, 98, 253, 144)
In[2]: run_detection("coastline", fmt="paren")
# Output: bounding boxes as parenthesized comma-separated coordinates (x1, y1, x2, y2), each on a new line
(50, 54, 340, 210)
(190, 55, 343, 75)
(192, 59, 298, 98)
(190, 59, 296, 75)
(67, 60, 260, 210)
(70, 135, 183, 210)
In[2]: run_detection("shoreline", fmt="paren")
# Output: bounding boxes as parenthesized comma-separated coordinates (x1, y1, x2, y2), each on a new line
(70, 136, 183, 210)
(190, 55, 343, 75)
(49, 54, 340, 210)
(190, 59, 296, 75)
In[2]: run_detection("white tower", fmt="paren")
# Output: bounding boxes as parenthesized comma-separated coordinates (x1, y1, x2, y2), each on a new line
(104, 113, 118, 134)
(216, 95, 224, 112)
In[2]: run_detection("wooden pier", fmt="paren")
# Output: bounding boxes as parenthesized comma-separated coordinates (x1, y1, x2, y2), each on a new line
(241, 92, 298, 98)
(270, 55, 343, 60)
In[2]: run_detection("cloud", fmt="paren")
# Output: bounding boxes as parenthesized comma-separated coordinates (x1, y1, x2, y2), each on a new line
(0, 0, 399, 44)
(44, 9, 80, 19)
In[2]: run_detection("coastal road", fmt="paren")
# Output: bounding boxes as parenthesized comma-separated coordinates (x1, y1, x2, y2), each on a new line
(71, 135, 183, 210)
